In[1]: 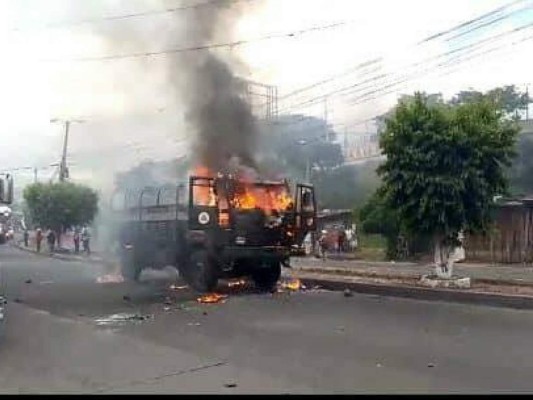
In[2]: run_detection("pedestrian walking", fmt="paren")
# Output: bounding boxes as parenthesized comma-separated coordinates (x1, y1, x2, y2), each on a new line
(81, 226, 91, 255)
(35, 228, 43, 253)
(23, 229, 29, 247)
(46, 228, 56, 253)
(73, 229, 80, 254)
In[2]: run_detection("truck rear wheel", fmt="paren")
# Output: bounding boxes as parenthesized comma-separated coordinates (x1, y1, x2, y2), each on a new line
(252, 261, 281, 292)
(188, 249, 218, 293)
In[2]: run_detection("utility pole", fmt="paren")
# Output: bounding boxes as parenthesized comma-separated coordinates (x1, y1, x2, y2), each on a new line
(51, 118, 84, 182)
(59, 120, 70, 182)
(33, 167, 38, 183)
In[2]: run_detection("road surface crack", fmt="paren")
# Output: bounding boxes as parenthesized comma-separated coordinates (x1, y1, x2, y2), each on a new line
(92, 361, 228, 393)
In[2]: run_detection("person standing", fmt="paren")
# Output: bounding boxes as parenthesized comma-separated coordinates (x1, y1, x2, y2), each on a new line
(318, 230, 328, 261)
(81, 226, 91, 255)
(35, 228, 43, 253)
(23, 229, 29, 247)
(337, 230, 346, 253)
(46, 228, 56, 253)
(73, 229, 80, 254)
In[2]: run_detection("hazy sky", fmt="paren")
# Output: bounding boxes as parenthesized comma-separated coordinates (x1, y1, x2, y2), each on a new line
(1, 0, 532, 190)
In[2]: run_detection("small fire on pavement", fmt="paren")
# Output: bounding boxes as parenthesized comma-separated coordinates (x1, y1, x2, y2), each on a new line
(279, 278, 302, 291)
(197, 293, 228, 304)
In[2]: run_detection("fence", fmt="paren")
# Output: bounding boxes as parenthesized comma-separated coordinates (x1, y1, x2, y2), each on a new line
(466, 200, 533, 264)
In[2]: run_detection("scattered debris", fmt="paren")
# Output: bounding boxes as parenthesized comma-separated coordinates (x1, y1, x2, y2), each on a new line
(163, 297, 173, 306)
(202, 311, 208, 316)
(24, 279, 32, 284)
(343, 288, 353, 297)
(197, 293, 228, 304)
(224, 381, 237, 388)
(187, 322, 201, 326)
(427, 363, 436, 368)
(169, 284, 189, 290)
(96, 274, 125, 284)
(95, 313, 152, 326)
(163, 306, 171, 312)
(39, 280, 54, 285)
(376, 363, 382, 368)
(336, 326, 345, 332)
(122, 295, 131, 302)
(227, 279, 247, 288)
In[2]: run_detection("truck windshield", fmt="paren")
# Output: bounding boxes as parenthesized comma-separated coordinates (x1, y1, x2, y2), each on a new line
(232, 184, 293, 213)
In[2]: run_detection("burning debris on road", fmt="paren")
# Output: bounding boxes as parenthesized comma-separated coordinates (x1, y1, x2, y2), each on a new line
(278, 278, 304, 292)
(197, 293, 228, 304)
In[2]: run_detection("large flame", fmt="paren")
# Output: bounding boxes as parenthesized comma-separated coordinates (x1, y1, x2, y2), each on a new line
(192, 166, 217, 206)
(191, 166, 293, 215)
(232, 185, 293, 214)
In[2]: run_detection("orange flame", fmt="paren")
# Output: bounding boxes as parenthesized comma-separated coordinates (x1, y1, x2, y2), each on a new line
(233, 185, 293, 215)
(191, 166, 293, 215)
(192, 166, 216, 206)
(197, 293, 228, 304)
(280, 278, 301, 291)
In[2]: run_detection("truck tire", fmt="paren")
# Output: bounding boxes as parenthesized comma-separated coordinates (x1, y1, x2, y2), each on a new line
(120, 248, 143, 282)
(188, 249, 218, 293)
(252, 261, 281, 292)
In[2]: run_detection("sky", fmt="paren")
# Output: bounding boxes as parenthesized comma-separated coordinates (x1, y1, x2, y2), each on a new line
(1, 0, 532, 192)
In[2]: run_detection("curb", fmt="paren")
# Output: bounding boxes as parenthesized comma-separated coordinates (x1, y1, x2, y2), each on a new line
(293, 265, 533, 289)
(296, 273, 533, 310)
(11, 243, 105, 265)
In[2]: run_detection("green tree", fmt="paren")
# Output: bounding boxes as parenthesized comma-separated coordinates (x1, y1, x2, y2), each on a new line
(378, 93, 518, 277)
(23, 182, 99, 244)
(359, 188, 401, 259)
(451, 85, 530, 118)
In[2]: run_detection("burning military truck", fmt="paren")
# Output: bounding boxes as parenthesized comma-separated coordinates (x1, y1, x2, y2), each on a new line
(112, 169, 316, 293)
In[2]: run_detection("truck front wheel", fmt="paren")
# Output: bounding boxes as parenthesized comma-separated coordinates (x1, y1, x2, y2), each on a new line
(252, 261, 281, 292)
(188, 249, 218, 293)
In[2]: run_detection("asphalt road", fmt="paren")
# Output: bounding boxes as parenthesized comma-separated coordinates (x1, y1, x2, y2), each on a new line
(1, 245, 533, 393)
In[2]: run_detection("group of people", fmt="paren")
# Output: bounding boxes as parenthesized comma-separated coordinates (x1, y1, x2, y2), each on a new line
(23, 226, 91, 255)
(317, 227, 356, 260)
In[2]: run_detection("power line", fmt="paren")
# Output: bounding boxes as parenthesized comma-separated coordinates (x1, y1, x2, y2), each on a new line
(38, 20, 354, 63)
(335, 33, 533, 135)
(349, 29, 533, 109)
(278, 0, 532, 103)
(345, 23, 533, 106)
(11, 0, 254, 32)
(279, 19, 533, 113)
(420, 0, 528, 43)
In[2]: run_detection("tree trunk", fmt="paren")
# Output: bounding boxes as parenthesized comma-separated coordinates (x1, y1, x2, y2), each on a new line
(433, 236, 454, 279)
(56, 228, 62, 248)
